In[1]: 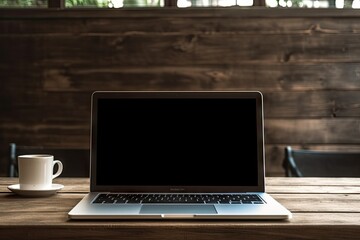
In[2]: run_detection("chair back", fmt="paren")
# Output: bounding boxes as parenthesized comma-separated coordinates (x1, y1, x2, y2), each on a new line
(283, 146, 360, 177)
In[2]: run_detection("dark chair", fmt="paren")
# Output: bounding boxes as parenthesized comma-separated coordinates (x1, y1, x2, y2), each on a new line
(283, 146, 360, 177)
(9, 143, 90, 177)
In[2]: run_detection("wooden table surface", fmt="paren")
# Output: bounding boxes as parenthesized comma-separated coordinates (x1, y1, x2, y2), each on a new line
(0, 177, 359, 240)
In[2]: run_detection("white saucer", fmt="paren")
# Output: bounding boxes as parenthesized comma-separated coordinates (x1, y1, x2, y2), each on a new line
(7, 184, 64, 197)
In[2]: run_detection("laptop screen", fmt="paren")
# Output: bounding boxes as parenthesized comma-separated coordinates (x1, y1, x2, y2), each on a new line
(91, 91, 265, 193)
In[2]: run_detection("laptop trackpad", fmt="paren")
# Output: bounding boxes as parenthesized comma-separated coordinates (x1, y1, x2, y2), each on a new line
(140, 205, 217, 214)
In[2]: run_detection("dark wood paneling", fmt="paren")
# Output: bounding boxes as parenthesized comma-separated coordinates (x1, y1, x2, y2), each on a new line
(1, 9, 360, 176)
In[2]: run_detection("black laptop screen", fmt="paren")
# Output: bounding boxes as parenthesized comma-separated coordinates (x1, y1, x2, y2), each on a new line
(94, 93, 262, 189)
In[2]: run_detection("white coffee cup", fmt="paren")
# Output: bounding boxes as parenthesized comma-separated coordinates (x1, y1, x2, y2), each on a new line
(18, 154, 63, 190)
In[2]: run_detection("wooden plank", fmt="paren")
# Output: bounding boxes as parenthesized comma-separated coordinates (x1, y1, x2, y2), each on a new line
(4, 62, 360, 92)
(0, 193, 84, 213)
(264, 91, 360, 118)
(266, 177, 360, 186)
(268, 186, 360, 194)
(2, 8, 360, 19)
(0, 213, 359, 240)
(2, 18, 360, 35)
(0, 209, 359, 225)
(0, 123, 89, 149)
(3, 71, 360, 119)
(4, 87, 360, 122)
(0, 109, 90, 124)
(38, 64, 360, 92)
(2, 34, 360, 66)
(273, 194, 360, 212)
(265, 118, 360, 144)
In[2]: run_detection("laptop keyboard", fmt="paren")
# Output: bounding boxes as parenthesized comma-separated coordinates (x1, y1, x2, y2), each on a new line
(93, 193, 264, 204)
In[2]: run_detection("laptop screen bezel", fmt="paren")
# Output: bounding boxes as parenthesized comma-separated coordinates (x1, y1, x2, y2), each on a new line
(90, 91, 265, 193)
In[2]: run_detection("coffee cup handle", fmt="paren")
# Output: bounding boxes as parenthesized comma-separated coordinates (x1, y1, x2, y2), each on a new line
(53, 160, 63, 179)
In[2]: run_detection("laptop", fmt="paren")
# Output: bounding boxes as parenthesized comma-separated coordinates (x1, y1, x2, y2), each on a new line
(68, 91, 292, 220)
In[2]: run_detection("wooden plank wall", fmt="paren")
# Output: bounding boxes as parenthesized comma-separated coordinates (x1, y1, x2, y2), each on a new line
(0, 9, 360, 177)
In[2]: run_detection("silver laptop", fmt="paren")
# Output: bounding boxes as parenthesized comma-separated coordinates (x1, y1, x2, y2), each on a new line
(68, 91, 292, 220)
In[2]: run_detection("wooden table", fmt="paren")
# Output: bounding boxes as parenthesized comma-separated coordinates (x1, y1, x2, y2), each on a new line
(0, 177, 359, 240)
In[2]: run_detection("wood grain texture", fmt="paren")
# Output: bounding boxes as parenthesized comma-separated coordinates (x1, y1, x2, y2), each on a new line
(0, 177, 360, 240)
(1, 9, 360, 176)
